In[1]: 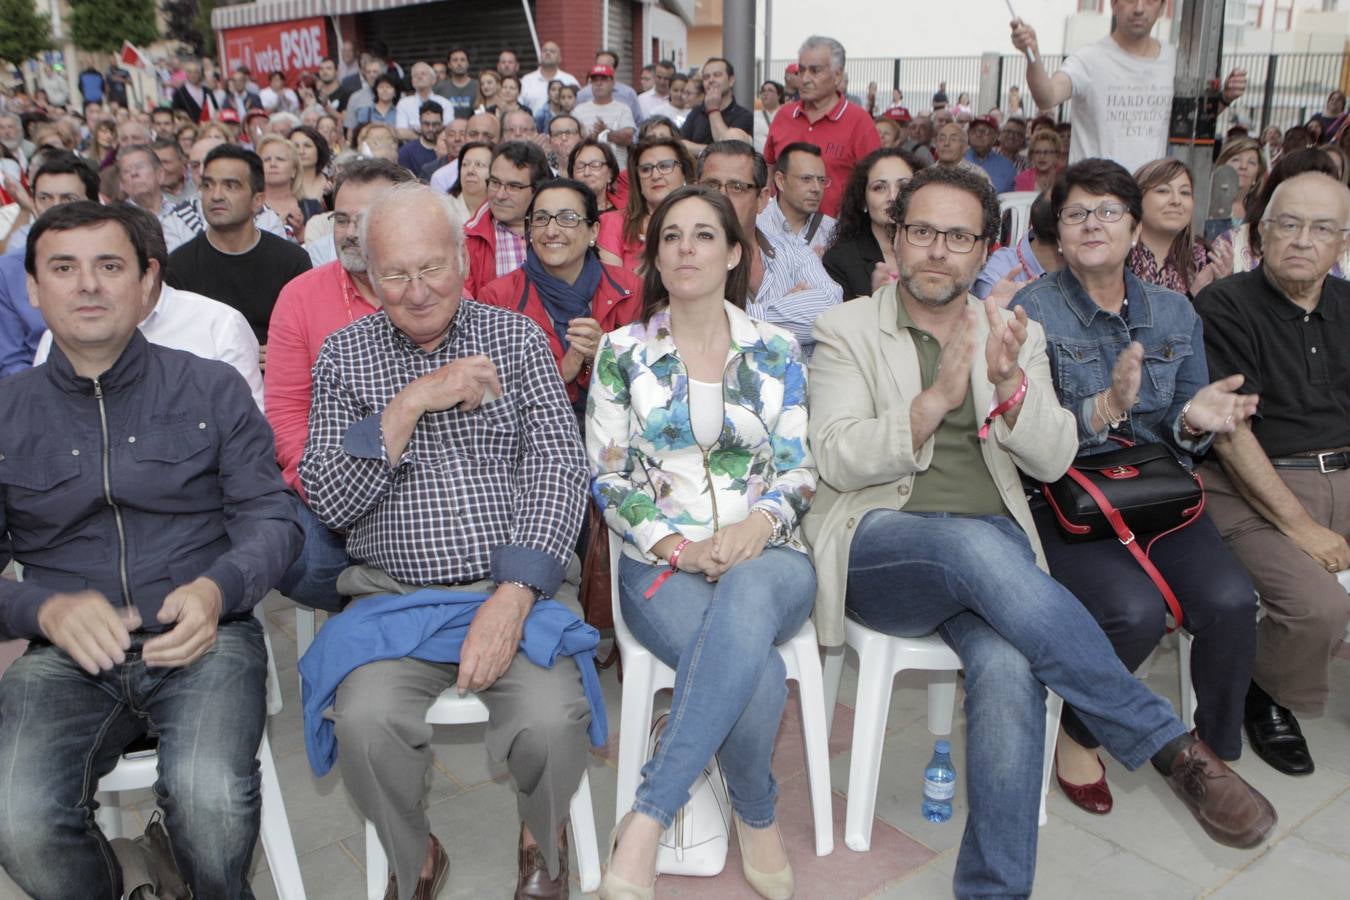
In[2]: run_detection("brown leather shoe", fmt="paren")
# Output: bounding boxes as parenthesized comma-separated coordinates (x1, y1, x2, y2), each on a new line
(515, 821, 568, 900)
(1163, 739, 1277, 849)
(382, 834, 449, 900)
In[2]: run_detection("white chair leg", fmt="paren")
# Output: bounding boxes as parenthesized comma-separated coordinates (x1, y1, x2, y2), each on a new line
(843, 639, 894, 853)
(821, 644, 845, 743)
(613, 658, 657, 823)
(1038, 691, 1063, 827)
(94, 792, 122, 840)
(568, 770, 601, 892)
(257, 730, 307, 900)
(294, 607, 317, 660)
(791, 641, 835, 857)
(365, 819, 387, 900)
(926, 670, 958, 736)
(262, 626, 283, 718)
(1177, 631, 1196, 731)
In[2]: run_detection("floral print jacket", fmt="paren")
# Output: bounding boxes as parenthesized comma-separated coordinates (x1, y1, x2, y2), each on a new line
(585, 302, 816, 564)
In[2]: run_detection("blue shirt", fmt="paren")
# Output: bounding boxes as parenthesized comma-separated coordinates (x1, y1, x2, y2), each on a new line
(965, 148, 1017, 194)
(298, 588, 607, 776)
(1014, 267, 1213, 461)
(0, 252, 45, 380)
(972, 232, 1047, 300)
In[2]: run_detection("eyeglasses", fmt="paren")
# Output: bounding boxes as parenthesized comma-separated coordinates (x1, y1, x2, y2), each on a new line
(376, 264, 455, 293)
(788, 173, 831, 188)
(461, 159, 489, 171)
(1058, 202, 1128, 225)
(488, 176, 532, 193)
(1262, 216, 1349, 244)
(529, 210, 587, 229)
(898, 223, 981, 254)
(699, 178, 757, 197)
(638, 158, 680, 178)
(550, 127, 579, 138)
(574, 159, 609, 173)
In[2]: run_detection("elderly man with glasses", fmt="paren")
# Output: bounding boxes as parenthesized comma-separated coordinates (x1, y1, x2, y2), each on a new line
(1194, 171, 1350, 778)
(297, 182, 599, 900)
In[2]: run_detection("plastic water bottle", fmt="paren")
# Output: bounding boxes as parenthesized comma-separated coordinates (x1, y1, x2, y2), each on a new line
(922, 739, 956, 823)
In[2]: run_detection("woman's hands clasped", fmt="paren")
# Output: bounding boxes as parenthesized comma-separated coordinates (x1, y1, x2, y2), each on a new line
(664, 514, 776, 582)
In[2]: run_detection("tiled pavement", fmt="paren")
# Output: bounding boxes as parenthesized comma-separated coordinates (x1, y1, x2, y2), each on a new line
(1, 590, 1347, 900)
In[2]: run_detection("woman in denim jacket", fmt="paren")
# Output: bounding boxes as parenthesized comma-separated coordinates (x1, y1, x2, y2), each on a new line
(1014, 160, 1260, 816)
(587, 186, 814, 900)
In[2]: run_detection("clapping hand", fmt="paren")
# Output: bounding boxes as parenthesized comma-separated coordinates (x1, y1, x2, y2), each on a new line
(1182, 374, 1259, 434)
(1107, 342, 1144, 414)
(984, 296, 1029, 394)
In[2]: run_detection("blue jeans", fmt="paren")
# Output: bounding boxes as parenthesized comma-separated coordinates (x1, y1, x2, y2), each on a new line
(276, 494, 351, 613)
(845, 511, 1187, 900)
(0, 618, 268, 900)
(618, 547, 815, 829)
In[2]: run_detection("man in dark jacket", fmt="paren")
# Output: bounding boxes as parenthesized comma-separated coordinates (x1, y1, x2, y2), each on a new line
(0, 202, 302, 899)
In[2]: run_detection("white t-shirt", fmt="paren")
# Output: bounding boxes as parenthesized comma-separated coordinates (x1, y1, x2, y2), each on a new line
(571, 100, 637, 167)
(1059, 36, 1177, 174)
(688, 379, 725, 447)
(395, 93, 455, 130)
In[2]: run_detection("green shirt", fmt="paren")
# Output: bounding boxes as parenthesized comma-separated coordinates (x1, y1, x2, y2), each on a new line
(897, 300, 1008, 517)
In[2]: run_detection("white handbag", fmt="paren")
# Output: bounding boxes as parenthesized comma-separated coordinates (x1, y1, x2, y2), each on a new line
(648, 713, 733, 876)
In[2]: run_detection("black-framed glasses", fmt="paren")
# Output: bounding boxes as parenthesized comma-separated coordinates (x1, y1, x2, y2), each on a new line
(638, 158, 680, 178)
(699, 178, 757, 197)
(574, 159, 609, 173)
(488, 176, 532, 194)
(1058, 202, 1128, 225)
(898, 224, 980, 254)
(529, 210, 588, 229)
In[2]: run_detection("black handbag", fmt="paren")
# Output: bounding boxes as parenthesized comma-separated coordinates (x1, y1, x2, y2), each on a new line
(1041, 441, 1205, 629)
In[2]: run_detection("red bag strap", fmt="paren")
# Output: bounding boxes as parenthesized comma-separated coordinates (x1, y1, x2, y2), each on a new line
(1063, 466, 1190, 631)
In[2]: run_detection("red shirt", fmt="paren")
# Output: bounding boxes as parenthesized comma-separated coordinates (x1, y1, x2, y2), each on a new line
(264, 260, 380, 495)
(476, 262, 641, 404)
(763, 95, 881, 218)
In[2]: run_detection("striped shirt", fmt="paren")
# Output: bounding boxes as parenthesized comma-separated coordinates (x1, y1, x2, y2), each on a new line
(298, 301, 588, 594)
(747, 228, 844, 355)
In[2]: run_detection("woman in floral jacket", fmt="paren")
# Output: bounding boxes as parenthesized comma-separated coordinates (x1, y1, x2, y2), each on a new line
(587, 185, 815, 900)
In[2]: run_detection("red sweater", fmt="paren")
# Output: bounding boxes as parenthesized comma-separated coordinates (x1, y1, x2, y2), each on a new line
(264, 260, 380, 495)
(476, 262, 642, 404)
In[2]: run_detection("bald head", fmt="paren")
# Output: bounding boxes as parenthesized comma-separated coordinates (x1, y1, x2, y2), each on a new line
(1261, 172, 1350, 286)
(465, 112, 501, 144)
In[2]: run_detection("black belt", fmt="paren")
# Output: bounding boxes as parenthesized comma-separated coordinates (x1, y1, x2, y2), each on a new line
(1269, 451, 1350, 473)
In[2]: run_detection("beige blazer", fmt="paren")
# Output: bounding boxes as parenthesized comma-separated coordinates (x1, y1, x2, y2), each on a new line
(802, 285, 1078, 646)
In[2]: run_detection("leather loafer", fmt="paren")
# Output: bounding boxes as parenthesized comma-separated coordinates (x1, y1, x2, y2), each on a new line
(1055, 755, 1113, 815)
(382, 834, 448, 900)
(1163, 739, 1277, 849)
(1244, 698, 1315, 776)
(516, 822, 568, 900)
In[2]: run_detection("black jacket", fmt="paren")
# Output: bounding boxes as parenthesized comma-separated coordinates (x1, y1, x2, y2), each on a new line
(0, 332, 301, 640)
(171, 83, 218, 122)
(822, 229, 886, 301)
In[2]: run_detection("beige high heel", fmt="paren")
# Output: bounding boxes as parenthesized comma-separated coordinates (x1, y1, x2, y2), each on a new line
(598, 812, 655, 900)
(734, 816, 794, 900)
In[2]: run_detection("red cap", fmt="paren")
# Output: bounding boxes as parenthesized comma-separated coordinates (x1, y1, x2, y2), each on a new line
(970, 115, 999, 131)
(785, 63, 800, 75)
(588, 64, 615, 79)
(883, 106, 912, 124)
(218, 107, 240, 124)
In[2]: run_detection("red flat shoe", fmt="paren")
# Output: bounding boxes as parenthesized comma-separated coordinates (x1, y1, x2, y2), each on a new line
(1055, 755, 1113, 815)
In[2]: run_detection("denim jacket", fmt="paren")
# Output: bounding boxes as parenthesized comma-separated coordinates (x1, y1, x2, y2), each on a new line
(1014, 267, 1214, 461)
(585, 302, 816, 563)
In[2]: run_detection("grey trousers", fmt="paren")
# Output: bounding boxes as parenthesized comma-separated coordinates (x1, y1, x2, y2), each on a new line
(1201, 461, 1350, 713)
(327, 564, 591, 898)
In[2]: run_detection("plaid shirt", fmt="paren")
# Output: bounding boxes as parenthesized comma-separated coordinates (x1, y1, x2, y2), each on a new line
(493, 220, 528, 279)
(299, 301, 588, 595)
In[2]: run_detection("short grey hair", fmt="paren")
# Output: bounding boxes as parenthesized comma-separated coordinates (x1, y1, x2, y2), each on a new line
(358, 182, 468, 286)
(799, 36, 846, 72)
(268, 111, 301, 132)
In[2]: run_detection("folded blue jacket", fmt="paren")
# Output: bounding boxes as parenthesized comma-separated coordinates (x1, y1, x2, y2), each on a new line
(299, 589, 608, 776)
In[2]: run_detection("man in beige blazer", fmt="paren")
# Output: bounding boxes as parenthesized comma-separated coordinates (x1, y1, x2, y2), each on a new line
(804, 165, 1276, 898)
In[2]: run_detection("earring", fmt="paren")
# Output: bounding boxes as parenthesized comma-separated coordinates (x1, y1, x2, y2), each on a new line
(727, 263, 735, 270)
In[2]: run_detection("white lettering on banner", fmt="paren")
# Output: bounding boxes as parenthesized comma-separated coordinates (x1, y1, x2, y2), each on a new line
(281, 26, 323, 71)
(223, 18, 328, 83)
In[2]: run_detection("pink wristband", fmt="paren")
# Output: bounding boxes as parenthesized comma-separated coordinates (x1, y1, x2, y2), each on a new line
(978, 371, 1029, 439)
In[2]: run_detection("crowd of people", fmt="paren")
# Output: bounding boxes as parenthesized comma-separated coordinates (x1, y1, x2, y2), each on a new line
(1, 4, 1349, 899)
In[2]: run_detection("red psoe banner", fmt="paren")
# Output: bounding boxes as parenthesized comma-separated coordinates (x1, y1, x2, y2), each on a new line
(223, 18, 329, 82)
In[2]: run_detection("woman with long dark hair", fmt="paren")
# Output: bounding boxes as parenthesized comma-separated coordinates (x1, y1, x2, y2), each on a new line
(821, 147, 921, 300)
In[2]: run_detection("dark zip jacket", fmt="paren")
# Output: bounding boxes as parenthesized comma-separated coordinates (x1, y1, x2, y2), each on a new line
(0, 331, 302, 640)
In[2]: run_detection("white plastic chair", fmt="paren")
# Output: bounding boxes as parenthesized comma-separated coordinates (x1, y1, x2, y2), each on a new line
(998, 190, 1040, 246)
(822, 616, 1062, 852)
(1178, 568, 1350, 729)
(607, 530, 835, 858)
(94, 609, 307, 900)
(362, 691, 601, 900)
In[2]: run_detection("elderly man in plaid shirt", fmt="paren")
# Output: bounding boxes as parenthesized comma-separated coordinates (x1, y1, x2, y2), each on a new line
(298, 182, 591, 900)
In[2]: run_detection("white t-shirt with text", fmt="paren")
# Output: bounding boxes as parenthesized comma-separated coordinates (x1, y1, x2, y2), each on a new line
(1059, 36, 1177, 174)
